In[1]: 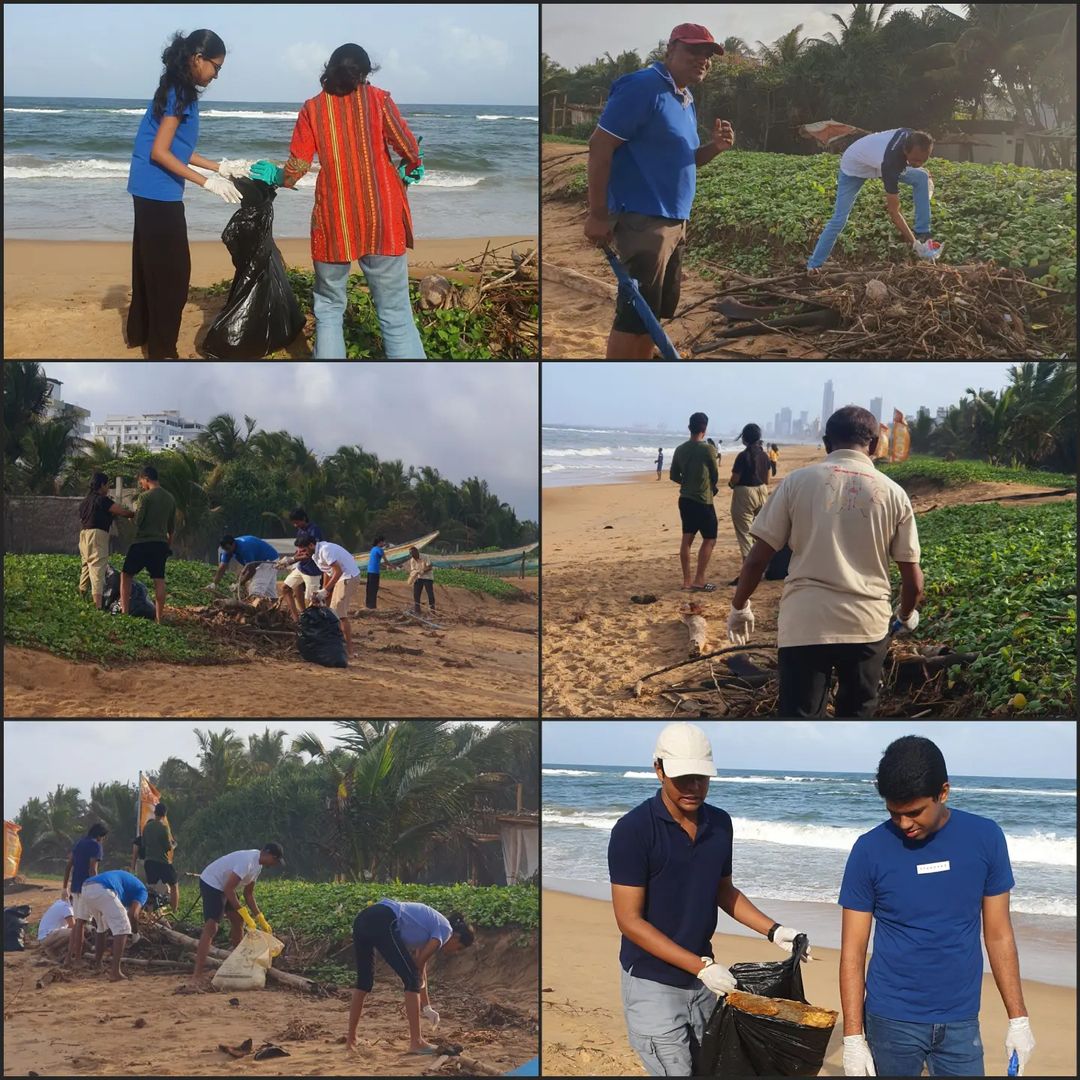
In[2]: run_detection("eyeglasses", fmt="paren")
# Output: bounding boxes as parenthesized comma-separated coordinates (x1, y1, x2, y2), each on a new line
(683, 44, 717, 59)
(201, 56, 223, 76)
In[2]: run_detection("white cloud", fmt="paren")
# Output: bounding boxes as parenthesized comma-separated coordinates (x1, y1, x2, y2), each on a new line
(437, 20, 510, 68)
(283, 42, 331, 80)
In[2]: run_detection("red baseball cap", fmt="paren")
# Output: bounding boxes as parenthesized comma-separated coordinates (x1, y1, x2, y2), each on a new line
(669, 24, 724, 55)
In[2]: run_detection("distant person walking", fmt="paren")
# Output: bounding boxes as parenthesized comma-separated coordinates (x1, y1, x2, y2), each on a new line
(406, 546, 435, 614)
(366, 535, 390, 609)
(121, 465, 176, 622)
(728, 424, 771, 582)
(655, 448, 664, 480)
(767, 444, 780, 478)
(78, 472, 135, 609)
(670, 412, 719, 592)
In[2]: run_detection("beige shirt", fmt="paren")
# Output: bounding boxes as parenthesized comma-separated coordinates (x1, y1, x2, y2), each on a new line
(749, 449, 920, 647)
(407, 556, 433, 582)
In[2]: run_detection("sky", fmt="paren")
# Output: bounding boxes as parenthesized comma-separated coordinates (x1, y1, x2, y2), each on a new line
(3, 3, 538, 105)
(542, 721, 1078, 779)
(45, 362, 538, 520)
(3, 720, 497, 819)
(542, 361, 1020, 435)
(543, 3, 969, 68)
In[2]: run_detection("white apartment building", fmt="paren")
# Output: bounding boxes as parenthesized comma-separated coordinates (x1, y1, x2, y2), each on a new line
(44, 378, 92, 442)
(93, 411, 205, 451)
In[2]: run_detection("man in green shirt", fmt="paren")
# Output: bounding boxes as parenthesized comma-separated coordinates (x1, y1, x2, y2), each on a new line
(121, 465, 177, 623)
(670, 411, 720, 591)
(131, 802, 179, 912)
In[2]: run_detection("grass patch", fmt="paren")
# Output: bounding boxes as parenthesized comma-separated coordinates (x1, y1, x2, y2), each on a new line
(543, 133, 589, 145)
(897, 502, 1076, 714)
(379, 566, 527, 599)
(881, 456, 1076, 490)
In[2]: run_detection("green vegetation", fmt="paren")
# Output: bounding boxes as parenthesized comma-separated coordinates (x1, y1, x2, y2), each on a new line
(380, 566, 525, 599)
(543, 133, 588, 145)
(881, 456, 1076, 490)
(906, 502, 1076, 714)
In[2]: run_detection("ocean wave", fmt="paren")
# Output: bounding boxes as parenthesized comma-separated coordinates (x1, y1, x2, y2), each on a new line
(542, 768, 601, 777)
(4, 158, 130, 179)
(200, 110, 298, 119)
(5, 107, 66, 113)
(1006, 831, 1075, 866)
(542, 809, 623, 830)
(476, 114, 538, 121)
(543, 447, 614, 457)
(541, 464, 567, 473)
(952, 786, 1076, 798)
(417, 172, 484, 188)
(1010, 896, 1077, 917)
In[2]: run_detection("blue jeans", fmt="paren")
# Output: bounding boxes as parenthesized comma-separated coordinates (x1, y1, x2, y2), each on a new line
(865, 1012, 985, 1077)
(620, 966, 714, 1076)
(313, 255, 425, 359)
(807, 166, 932, 268)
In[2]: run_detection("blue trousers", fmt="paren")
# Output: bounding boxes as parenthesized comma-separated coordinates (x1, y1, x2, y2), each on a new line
(865, 1011, 985, 1077)
(807, 166, 932, 269)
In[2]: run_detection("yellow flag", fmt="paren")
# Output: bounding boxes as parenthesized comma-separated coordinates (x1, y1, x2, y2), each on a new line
(873, 423, 890, 460)
(139, 775, 174, 863)
(891, 409, 911, 462)
(4, 821, 22, 879)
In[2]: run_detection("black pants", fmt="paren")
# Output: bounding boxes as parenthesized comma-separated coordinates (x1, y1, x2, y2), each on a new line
(412, 578, 435, 609)
(128, 195, 191, 359)
(352, 903, 421, 992)
(777, 636, 890, 717)
(365, 573, 380, 609)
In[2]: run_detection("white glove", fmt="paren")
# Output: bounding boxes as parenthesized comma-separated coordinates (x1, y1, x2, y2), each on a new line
(313, 588, 329, 602)
(891, 607, 920, 635)
(203, 173, 242, 204)
(216, 158, 251, 180)
(203, 583, 218, 592)
(421, 1004, 440, 1028)
(1005, 1017, 1035, 1076)
(771, 926, 812, 960)
(274, 557, 291, 570)
(727, 602, 754, 645)
(843, 1034, 876, 1076)
(927, 173, 935, 201)
(697, 957, 737, 996)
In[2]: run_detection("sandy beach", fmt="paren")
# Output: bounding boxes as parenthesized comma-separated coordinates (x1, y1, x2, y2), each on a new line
(3, 577, 538, 718)
(541, 889, 1077, 1077)
(2, 235, 535, 359)
(3, 877, 537, 1077)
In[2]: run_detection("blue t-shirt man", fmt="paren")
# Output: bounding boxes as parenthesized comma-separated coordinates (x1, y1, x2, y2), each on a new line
(367, 545, 385, 575)
(83, 870, 149, 908)
(127, 86, 200, 202)
(220, 535, 279, 566)
(597, 62, 700, 221)
(378, 899, 452, 948)
(839, 807, 1015, 1022)
(70, 836, 104, 893)
(294, 521, 325, 578)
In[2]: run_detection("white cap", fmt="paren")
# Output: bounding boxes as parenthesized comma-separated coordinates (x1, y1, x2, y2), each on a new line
(653, 723, 717, 778)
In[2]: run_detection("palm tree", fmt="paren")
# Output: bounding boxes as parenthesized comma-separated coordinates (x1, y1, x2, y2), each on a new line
(246, 728, 300, 775)
(195, 413, 258, 468)
(193, 727, 249, 796)
(722, 37, 754, 59)
(1006, 361, 1078, 469)
(87, 782, 139, 842)
(756, 25, 809, 66)
(16, 411, 86, 494)
(814, 3, 897, 49)
(3, 361, 51, 475)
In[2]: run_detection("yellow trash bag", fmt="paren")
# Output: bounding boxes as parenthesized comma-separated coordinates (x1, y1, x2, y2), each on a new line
(211, 928, 284, 991)
(4, 821, 22, 880)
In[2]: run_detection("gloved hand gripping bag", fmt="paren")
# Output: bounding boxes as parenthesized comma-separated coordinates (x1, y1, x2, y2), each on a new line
(202, 177, 305, 359)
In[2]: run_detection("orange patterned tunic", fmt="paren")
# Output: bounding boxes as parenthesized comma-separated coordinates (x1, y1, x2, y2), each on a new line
(284, 84, 421, 263)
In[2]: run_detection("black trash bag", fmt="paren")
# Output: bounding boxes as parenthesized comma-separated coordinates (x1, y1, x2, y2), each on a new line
(4, 905, 31, 951)
(695, 935, 834, 1077)
(110, 577, 156, 620)
(764, 544, 792, 581)
(202, 176, 304, 359)
(101, 563, 121, 610)
(297, 606, 349, 668)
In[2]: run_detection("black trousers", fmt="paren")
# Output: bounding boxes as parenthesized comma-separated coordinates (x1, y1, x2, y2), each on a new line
(352, 903, 421, 992)
(777, 635, 891, 717)
(412, 578, 435, 609)
(128, 195, 191, 359)
(365, 573, 380, 609)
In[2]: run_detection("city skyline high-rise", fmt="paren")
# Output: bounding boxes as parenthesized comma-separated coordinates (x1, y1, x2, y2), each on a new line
(822, 379, 834, 425)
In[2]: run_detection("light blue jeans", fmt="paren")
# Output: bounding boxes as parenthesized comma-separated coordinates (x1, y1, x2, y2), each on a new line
(620, 966, 715, 1076)
(865, 1011, 985, 1076)
(313, 255, 426, 359)
(807, 166, 932, 268)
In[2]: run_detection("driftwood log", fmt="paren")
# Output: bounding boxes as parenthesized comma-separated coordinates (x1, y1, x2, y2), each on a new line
(542, 262, 618, 303)
(682, 611, 708, 657)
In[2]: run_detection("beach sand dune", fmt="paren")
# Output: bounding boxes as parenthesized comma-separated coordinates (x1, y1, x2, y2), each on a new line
(3, 235, 534, 360)
(541, 890, 1077, 1077)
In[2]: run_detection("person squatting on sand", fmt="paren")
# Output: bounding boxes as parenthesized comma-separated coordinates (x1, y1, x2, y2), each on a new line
(727, 405, 924, 717)
(670, 412, 720, 592)
(608, 723, 810, 1076)
(347, 899, 475, 1055)
(840, 736, 1036, 1076)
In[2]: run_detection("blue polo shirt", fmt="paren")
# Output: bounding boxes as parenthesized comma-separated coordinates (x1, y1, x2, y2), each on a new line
(839, 807, 1014, 1023)
(83, 870, 149, 908)
(597, 63, 700, 221)
(220, 535, 279, 565)
(70, 836, 104, 893)
(127, 86, 200, 202)
(378, 899, 452, 948)
(608, 791, 733, 988)
(368, 546, 385, 575)
(294, 522, 325, 577)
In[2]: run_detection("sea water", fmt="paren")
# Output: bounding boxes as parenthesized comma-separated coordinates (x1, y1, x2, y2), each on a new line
(3, 96, 537, 241)
(543, 765, 1077, 986)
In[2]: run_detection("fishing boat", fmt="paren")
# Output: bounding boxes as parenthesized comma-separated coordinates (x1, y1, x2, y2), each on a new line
(260, 531, 440, 565)
(425, 542, 539, 569)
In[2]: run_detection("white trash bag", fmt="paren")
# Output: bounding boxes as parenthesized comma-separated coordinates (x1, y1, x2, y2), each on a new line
(211, 928, 284, 991)
(243, 562, 280, 600)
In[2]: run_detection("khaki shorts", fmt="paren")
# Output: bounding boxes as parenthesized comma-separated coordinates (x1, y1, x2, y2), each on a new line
(330, 574, 360, 618)
(284, 566, 322, 595)
(79, 882, 132, 936)
(611, 212, 686, 334)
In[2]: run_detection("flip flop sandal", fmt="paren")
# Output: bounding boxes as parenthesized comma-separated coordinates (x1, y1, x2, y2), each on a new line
(692, 583, 717, 592)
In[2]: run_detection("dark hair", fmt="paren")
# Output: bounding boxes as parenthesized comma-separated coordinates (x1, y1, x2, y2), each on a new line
(409, 546, 420, 557)
(688, 412, 708, 435)
(152, 29, 226, 121)
(154, 802, 167, 817)
(295, 531, 315, 548)
(740, 423, 762, 445)
(262, 842, 285, 862)
(140, 465, 159, 481)
(220, 535, 236, 549)
(320, 43, 379, 96)
(290, 507, 309, 522)
(875, 736, 948, 802)
(90, 471, 109, 491)
(448, 910, 475, 947)
(904, 130, 934, 153)
(88, 823, 108, 840)
(373, 535, 387, 545)
(825, 406, 879, 447)
(770, 443, 779, 451)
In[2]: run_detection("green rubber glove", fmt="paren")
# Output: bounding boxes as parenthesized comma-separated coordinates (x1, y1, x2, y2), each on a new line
(398, 136, 424, 186)
(250, 159, 285, 186)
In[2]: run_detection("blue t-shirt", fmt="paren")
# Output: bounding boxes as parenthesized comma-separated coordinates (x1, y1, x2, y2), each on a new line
(295, 522, 325, 577)
(597, 63, 700, 221)
(220, 535, 279, 565)
(608, 791, 733, 988)
(368, 546, 385, 575)
(127, 86, 200, 202)
(70, 836, 104, 893)
(83, 870, 149, 908)
(838, 807, 1015, 1023)
(378, 899, 452, 948)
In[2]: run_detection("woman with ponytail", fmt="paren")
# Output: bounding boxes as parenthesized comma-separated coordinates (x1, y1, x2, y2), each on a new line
(347, 899, 474, 1054)
(126, 29, 248, 359)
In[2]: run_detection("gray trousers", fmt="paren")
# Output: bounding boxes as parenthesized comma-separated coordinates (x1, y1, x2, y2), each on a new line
(621, 966, 715, 1076)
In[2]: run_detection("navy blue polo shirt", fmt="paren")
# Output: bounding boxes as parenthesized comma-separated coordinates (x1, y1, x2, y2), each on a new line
(608, 791, 733, 988)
